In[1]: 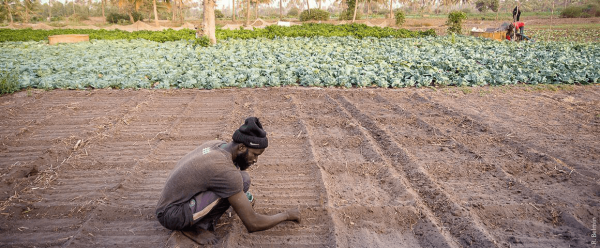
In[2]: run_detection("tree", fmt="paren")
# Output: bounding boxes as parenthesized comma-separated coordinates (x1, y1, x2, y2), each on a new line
(202, 0, 216, 44)
(232, 0, 235, 20)
(152, 0, 158, 25)
(351, 0, 357, 22)
(1, 0, 15, 23)
(245, 0, 249, 25)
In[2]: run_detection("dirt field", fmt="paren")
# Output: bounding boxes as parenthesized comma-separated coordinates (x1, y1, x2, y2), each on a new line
(0, 85, 599, 247)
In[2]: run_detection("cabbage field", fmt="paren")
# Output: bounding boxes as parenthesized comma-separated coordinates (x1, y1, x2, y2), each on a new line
(1, 35, 598, 90)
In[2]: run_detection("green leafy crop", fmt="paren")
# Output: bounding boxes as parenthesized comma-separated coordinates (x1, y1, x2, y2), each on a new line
(1, 36, 597, 91)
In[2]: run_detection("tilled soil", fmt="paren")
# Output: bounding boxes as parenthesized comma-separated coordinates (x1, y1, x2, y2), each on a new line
(0, 86, 598, 247)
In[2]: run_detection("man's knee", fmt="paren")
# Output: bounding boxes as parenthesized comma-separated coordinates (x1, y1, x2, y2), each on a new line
(241, 171, 251, 192)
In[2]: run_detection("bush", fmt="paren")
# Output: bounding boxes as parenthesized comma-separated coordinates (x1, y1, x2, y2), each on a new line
(215, 9, 225, 19)
(106, 12, 129, 24)
(131, 12, 143, 22)
(475, 0, 499, 12)
(339, 10, 362, 20)
(561, 4, 600, 18)
(300, 9, 330, 21)
(0, 71, 19, 96)
(287, 7, 299, 16)
(68, 13, 88, 22)
(395, 11, 405, 26)
(446, 11, 467, 34)
(106, 12, 143, 24)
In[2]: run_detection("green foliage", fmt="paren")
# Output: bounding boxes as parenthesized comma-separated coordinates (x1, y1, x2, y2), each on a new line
(0, 70, 19, 96)
(106, 13, 129, 24)
(215, 9, 225, 19)
(68, 13, 88, 22)
(300, 9, 330, 21)
(339, 0, 362, 20)
(561, 4, 600, 18)
(1, 36, 598, 91)
(216, 23, 435, 40)
(287, 7, 299, 16)
(446, 11, 467, 34)
(0, 24, 435, 45)
(0, 28, 198, 43)
(193, 36, 210, 47)
(132, 12, 144, 22)
(106, 12, 143, 24)
(395, 11, 405, 26)
(475, 0, 499, 12)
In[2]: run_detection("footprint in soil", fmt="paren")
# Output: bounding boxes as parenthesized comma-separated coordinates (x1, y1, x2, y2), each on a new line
(4, 164, 38, 184)
(508, 236, 523, 244)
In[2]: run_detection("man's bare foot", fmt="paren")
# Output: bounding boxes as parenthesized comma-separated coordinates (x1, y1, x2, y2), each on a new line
(180, 228, 218, 245)
(286, 208, 301, 223)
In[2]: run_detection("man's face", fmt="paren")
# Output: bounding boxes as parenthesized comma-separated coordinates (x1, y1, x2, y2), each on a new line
(234, 145, 265, 171)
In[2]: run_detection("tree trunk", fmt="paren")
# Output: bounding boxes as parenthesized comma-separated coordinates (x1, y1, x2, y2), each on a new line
(203, 0, 217, 44)
(8, 1, 13, 24)
(172, 1, 176, 22)
(255, 1, 258, 20)
(306, 0, 310, 14)
(367, 0, 370, 20)
(49, 0, 53, 21)
(551, 1, 555, 26)
(25, 3, 29, 23)
(279, 0, 282, 20)
(352, 0, 357, 22)
(129, 12, 134, 22)
(233, 0, 236, 21)
(179, 0, 184, 22)
(153, 0, 159, 26)
(318, 0, 321, 9)
(389, 0, 392, 20)
(102, 0, 105, 21)
(72, 0, 75, 16)
(245, 0, 250, 26)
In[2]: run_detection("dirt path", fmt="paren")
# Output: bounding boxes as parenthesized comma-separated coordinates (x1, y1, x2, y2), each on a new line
(0, 86, 598, 247)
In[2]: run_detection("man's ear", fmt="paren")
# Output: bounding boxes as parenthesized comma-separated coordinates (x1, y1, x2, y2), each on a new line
(237, 143, 247, 152)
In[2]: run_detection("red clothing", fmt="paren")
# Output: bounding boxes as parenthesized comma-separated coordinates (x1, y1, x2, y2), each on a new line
(507, 22, 525, 40)
(514, 22, 525, 29)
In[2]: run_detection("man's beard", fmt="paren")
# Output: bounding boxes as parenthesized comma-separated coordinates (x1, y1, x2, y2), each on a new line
(234, 149, 251, 171)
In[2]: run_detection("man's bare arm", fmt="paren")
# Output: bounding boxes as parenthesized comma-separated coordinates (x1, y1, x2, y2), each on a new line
(228, 191, 300, 233)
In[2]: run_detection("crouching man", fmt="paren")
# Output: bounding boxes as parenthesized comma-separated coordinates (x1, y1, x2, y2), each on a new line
(156, 117, 301, 245)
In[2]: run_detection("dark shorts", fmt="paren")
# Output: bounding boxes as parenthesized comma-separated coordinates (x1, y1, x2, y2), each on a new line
(157, 171, 251, 231)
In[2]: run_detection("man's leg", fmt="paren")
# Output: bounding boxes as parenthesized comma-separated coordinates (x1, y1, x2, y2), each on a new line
(182, 171, 252, 244)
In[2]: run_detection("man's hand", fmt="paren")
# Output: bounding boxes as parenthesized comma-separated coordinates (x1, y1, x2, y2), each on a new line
(229, 191, 300, 232)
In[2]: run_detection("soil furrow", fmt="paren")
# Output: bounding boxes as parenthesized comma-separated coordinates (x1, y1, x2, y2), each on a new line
(293, 92, 456, 248)
(422, 91, 600, 180)
(374, 92, 594, 246)
(335, 94, 496, 247)
(218, 92, 336, 248)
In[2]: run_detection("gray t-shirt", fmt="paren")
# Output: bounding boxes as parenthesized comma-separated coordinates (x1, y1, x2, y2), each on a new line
(156, 140, 243, 229)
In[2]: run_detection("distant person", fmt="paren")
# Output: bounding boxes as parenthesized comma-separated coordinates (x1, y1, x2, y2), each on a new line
(513, 3, 521, 22)
(506, 22, 530, 41)
(156, 117, 301, 245)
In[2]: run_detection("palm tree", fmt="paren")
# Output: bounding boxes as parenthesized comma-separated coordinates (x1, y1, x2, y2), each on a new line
(1, 0, 15, 24)
(351, 0, 358, 22)
(245, 0, 249, 25)
(152, 0, 158, 25)
(232, 0, 236, 21)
